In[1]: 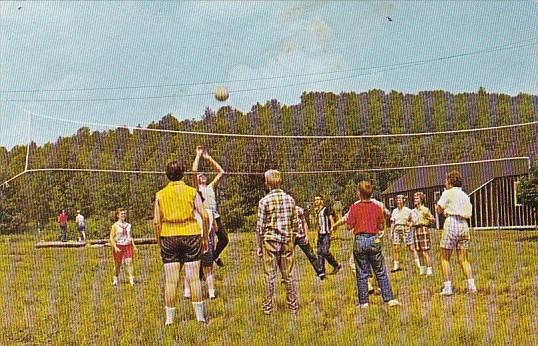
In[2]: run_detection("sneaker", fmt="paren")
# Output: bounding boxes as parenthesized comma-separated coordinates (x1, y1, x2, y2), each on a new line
(317, 273, 326, 281)
(215, 258, 225, 267)
(209, 289, 217, 300)
(390, 267, 401, 273)
(112, 277, 119, 286)
(387, 299, 401, 307)
(440, 286, 453, 296)
(419, 266, 426, 276)
(330, 264, 342, 275)
(129, 277, 135, 286)
(426, 267, 433, 276)
(183, 291, 192, 299)
(468, 286, 477, 294)
(359, 303, 369, 309)
(263, 310, 272, 316)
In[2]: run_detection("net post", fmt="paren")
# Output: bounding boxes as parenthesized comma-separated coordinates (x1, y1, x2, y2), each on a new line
(24, 110, 32, 172)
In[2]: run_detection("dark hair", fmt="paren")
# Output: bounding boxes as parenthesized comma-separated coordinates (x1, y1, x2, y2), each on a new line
(166, 160, 185, 181)
(357, 180, 373, 199)
(115, 208, 125, 218)
(446, 170, 463, 187)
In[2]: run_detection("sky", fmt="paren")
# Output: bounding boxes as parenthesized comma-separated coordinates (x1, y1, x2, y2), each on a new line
(0, 1, 537, 149)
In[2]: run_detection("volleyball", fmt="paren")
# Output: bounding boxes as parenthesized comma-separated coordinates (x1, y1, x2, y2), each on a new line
(215, 86, 229, 102)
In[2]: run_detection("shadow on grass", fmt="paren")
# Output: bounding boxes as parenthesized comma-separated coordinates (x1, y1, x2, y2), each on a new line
(517, 235, 538, 242)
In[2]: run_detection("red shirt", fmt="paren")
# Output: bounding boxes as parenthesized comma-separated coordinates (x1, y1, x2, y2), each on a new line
(346, 200, 384, 235)
(58, 213, 68, 225)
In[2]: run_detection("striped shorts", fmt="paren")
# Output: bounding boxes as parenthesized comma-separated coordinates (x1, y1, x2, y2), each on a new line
(392, 225, 414, 246)
(413, 225, 431, 251)
(440, 216, 470, 250)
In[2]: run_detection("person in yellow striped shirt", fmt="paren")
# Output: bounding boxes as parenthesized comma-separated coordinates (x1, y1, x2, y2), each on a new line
(154, 160, 209, 325)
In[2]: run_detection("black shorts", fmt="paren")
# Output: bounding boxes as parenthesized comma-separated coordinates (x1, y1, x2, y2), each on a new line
(160, 235, 201, 264)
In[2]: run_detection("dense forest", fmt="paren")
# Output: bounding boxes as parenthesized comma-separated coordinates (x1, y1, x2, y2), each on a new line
(1, 89, 537, 236)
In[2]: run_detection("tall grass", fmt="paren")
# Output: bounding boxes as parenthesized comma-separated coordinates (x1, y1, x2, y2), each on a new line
(1, 230, 538, 345)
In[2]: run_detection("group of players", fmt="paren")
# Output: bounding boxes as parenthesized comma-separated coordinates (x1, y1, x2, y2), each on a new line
(63, 145, 476, 325)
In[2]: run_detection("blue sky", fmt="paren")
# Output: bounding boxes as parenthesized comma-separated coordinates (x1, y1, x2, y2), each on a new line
(0, 1, 537, 148)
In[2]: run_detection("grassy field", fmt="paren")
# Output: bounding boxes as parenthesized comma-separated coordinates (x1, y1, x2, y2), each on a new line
(1, 229, 538, 345)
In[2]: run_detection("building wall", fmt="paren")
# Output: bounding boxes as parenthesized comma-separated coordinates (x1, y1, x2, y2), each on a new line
(383, 176, 537, 229)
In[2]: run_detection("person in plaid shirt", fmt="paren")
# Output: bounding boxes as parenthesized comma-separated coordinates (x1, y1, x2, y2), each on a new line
(256, 169, 299, 315)
(410, 192, 435, 276)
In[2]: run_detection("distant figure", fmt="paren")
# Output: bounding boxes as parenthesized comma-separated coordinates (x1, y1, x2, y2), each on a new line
(75, 209, 87, 242)
(154, 160, 209, 325)
(314, 195, 341, 276)
(256, 169, 298, 315)
(387, 16, 393, 22)
(57, 210, 68, 242)
(410, 192, 435, 276)
(436, 170, 476, 296)
(346, 180, 400, 308)
(109, 208, 137, 287)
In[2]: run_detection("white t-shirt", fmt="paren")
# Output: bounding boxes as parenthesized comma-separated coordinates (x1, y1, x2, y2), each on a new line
(198, 185, 218, 216)
(437, 187, 472, 218)
(75, 214, 85, 227)
(391, 207, 412, 225)
(113, 222, 132, 245)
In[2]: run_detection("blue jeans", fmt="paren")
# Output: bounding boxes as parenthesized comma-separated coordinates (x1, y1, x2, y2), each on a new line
(317, 233, 339, 274)
(353, 234, 394, 304)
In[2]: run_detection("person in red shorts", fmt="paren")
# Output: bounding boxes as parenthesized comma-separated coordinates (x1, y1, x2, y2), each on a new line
(109, 208, 137, 286)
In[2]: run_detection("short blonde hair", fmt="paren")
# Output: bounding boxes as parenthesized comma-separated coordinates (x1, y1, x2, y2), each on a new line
(357, 180, 373, 199)
(264, 169, 281, 188)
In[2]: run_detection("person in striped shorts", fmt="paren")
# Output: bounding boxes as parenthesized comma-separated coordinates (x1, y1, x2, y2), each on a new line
(390, 195, 420, 272)
(410, 192, 435, 276)
(436, 170, 476, 296)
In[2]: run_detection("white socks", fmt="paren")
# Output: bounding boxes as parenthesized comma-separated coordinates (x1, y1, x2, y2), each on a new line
(414, 258, 421, 268)
(192, 302, 206, 322)
(112, 276, 119, 286)
(129, 276, 134, 286)
(468, 278, 477, 291)
(426, 267, 433, 276)
(208, 289, 216, 299)
(419, 266, 426, 275)
(165, 306, 176, 326)
(392, 261, 399, 270)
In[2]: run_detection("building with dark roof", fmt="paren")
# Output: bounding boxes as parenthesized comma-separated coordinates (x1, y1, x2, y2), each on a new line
(382, 157, 536, 229)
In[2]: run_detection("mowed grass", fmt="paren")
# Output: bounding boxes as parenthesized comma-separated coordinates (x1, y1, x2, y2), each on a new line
(1, 229, 538, 345)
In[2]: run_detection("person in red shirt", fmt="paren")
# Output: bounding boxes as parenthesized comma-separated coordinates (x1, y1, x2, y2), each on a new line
(346, 181, 400, 308)
(57, 209, 68, 242)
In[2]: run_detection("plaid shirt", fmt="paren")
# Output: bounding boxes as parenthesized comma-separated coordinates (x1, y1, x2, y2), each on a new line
(256, 189, 298, 243)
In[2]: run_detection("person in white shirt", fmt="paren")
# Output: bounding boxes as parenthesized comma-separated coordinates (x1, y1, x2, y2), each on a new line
(187, 146, 225, 300)
(436, 170, 476, 296)
(390, 195, 420, 272)
(75, 209, 87, 242)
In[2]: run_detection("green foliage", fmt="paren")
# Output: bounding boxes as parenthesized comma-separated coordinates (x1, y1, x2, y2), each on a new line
(518, 163, 538, 210)
(0, 90, 536, 234)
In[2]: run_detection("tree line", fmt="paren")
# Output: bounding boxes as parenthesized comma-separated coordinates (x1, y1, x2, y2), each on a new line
(1, 89, 537, 236)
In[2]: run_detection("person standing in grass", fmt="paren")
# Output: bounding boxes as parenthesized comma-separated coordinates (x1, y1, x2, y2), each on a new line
(346, 180, 400, 308)
(314, 195, 341, 276)
(436, 170, 476, 296)
(154, 160, 209, 325)
(256, 169, 299, 315)
(189, 146, 224, 299)
(192, 145, 228, 268)
(75, 209, 87, 242)
(57, 209, 68, 242)
(410, 192, 435, 276)
(295, 205, 324, 279)
(109, 208, 137, 286)
(390, 195, 420, 272)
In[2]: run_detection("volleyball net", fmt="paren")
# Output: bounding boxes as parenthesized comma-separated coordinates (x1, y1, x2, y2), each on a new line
(0, 108, 537, 234)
